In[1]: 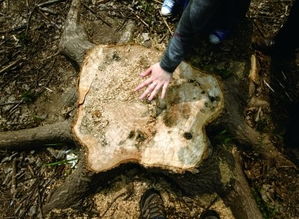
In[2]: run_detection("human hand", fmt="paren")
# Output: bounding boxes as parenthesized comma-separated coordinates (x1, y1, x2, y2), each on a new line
(135, 63, 172, 101)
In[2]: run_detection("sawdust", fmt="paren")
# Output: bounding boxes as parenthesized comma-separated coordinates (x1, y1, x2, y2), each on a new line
(73, 45, 224, 173)
(93, 174, 234, 219)
(80, 45, 159, 139)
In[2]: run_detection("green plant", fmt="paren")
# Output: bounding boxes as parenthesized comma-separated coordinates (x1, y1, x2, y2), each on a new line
(213, 129, 233, 145)
(44, 158, 77, 167)
(252, 188, 278, 219)
(21, 90, 37, 103)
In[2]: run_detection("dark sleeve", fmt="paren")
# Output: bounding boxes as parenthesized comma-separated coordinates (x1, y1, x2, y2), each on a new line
(160, 0, 221, 73)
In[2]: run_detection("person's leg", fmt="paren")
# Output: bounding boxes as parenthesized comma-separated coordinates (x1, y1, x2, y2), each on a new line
(208, 0, 251, 44)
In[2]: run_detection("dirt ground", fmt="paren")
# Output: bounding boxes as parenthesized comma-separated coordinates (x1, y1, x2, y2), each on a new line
(0, 0, 298, 218)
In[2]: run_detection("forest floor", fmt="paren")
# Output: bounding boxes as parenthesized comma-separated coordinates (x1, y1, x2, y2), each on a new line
(0, 0, 298, 218)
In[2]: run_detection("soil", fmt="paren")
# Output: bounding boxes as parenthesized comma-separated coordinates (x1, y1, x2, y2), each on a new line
(0, 0, 298, 218)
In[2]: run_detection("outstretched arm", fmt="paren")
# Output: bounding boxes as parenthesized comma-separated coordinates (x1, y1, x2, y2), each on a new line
(135, 0, 221, 101)
(160, 0, 221, 73)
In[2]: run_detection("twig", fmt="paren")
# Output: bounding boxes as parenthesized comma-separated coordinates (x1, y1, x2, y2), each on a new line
(18, 180, 39, 218)
(152, 0, 162, 4)
(7, 99, 24, 117)
(263, 80, 275, 93)
(0, 101, 23, 106)
(100, 192, 127, 218)
(128, 7, 149, 28)
(37, 0, 64, 8)
(253, 20, 266, 39)
(37, 178, 44, 219)
(26, 7, 37, 35)
(38, 6, 57, 15)
(11, 159, 17, 200)
(281, 70, 287, 80)
(159, 34, 167, 43)
(82, 3, 112, 27)
(0, 59, 21, 74)
(161, 16, 173, 35)
(37, 8, 60, 29)
(0, 24, 26, 34)
(115, 19, 128, 32)
(205, 195, 219, 210)
(40, 50, 59, 62)
(284, 91, 293, 102)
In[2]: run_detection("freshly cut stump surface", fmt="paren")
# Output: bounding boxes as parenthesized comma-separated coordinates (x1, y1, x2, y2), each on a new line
(73, 45, 224, 173)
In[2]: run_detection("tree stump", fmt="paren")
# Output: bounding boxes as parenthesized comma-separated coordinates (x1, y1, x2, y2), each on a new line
(4, 0, 292, 218)
(74, 45, 223, 173)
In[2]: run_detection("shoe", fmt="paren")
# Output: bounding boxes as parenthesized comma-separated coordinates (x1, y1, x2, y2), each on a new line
(199, 210, 220, 219)
(161, 0, 176, 16)
(209, 29, 230, 45)
(140, 189, 166, 219)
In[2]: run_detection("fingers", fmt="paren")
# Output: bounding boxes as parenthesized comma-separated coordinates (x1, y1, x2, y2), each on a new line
(148, 83, 163, 101)
(134, 77, 153, 91)
(161, 82, 169, 99)
(139, 81, 158, 100)
(140, 67, 152, 77)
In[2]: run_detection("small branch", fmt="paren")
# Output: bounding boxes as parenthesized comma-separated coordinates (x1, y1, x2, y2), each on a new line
(26, 7, 38, 35)
(0, 24, 26, 34)
(11, 159, 17, 200)
(0, 59, 21, 74)
(128, 7, 149, 28)
(263, 80, 275, 93)
(37, 8, 60, 29)
(0, 101, 23, 106)
(253, 20, 267, 39)
(100, 192, 127, 218)
(38, 6, 58, 15)
(82, 3, 112, 27)
(161, 16, 173, 35)
(37, 0, 64, 8)
(7, 100, 24, 117)
(152, 0, 162, 4)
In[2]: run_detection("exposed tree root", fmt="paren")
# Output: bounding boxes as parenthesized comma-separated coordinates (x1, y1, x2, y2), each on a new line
(43, 159, 93, 214)
(162, 145, 263, 218)
(223, 148, 263, 219)
(222, 77, 296, 168)
(59, 0, 95, 66)
(0, 121, 72, 150)
(1, 0, 295, 218)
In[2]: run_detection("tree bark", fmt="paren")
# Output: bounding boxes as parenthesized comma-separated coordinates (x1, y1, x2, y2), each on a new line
(43, 159, 93, 214)
(59, 0, 95, 66)
(223, 148, 263, 219)
(0, 121, 72, 150)
(163, 146, 263, 218)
